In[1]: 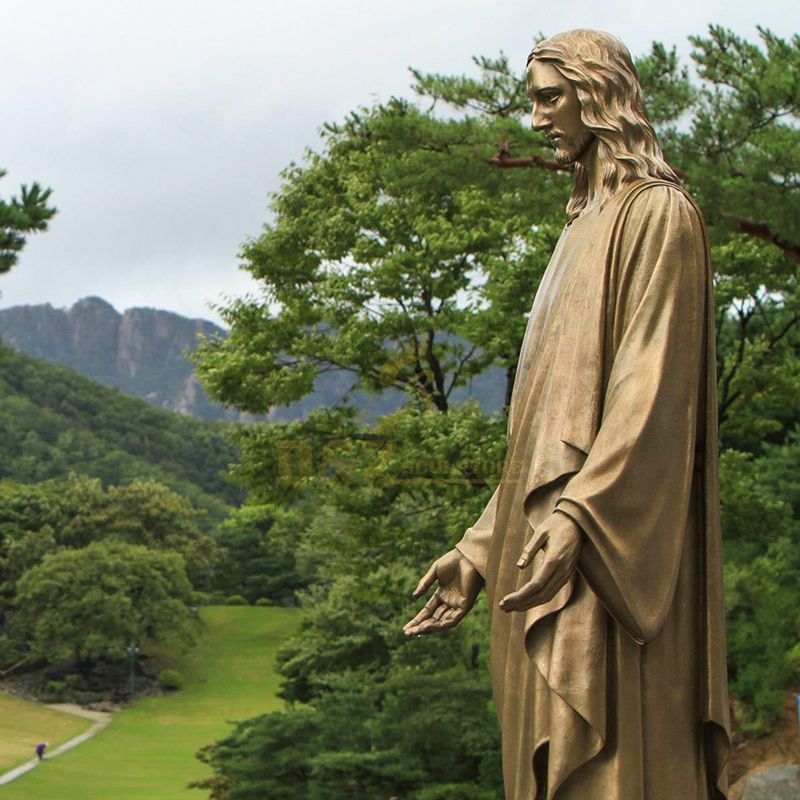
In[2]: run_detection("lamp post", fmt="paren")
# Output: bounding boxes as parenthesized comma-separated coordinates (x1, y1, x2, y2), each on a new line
(126, 643, 139, 698)
(796, 694, 800, 737)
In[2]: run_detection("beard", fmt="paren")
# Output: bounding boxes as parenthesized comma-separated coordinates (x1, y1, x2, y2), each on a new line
(554, 130, 595, 166)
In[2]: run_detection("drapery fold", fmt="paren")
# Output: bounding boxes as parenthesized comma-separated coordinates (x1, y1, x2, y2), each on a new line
(556, 184, 705, 645)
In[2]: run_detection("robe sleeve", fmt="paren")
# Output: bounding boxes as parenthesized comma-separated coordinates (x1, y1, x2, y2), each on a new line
(455, 486, 498, 579)
(556, 184, 707, 644)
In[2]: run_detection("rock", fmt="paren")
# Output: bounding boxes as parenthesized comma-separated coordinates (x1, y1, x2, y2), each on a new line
(87, 701, 118, 713)
(139, 662, 159, 679)
(73, 691, 104, 706)
(0, 298, 236, 419)
(742, 765, 800, 800)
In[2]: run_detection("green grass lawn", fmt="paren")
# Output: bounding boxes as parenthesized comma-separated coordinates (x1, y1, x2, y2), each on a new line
(1, 606, 301, 799)
(0, 694, 92, 773)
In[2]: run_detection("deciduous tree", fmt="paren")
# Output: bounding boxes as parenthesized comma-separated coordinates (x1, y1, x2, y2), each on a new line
(14, 540, 193, 668)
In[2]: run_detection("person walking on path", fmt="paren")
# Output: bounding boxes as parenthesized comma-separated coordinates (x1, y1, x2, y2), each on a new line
(35, 742, 46, 761)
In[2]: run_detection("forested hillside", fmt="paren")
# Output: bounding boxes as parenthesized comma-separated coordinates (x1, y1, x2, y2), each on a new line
(0, 344, 241, 525)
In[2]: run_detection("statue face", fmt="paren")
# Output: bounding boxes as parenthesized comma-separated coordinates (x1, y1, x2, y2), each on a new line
(527, 59, 594, 166)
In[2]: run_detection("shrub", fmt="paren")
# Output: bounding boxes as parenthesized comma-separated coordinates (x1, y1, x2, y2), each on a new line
(43, 679, 66, 701)
(191, 591, 212, 607)
(225, 594, 248, 606)
(410, 786, 499, 800)
(255, 597, 274, 607)
(157, 669, 184, 691)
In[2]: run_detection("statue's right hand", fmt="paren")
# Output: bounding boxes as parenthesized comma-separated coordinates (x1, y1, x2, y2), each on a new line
(402, 548, 482, 637)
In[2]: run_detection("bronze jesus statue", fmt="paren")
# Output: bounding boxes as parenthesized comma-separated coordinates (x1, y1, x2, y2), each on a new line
(404, 29, 731, 800)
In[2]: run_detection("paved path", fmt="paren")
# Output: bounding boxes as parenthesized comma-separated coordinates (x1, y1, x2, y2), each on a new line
(0, 703, 112, 786)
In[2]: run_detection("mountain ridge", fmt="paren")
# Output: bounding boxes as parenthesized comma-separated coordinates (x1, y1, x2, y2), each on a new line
(0, 297, 244, 421)
(0, 297, 506, 420)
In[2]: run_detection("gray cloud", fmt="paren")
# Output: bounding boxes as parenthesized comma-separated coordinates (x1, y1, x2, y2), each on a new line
(1, 0, 796, 322)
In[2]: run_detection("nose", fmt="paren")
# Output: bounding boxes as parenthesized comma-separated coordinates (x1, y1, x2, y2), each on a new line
(531, 103, 549, 132)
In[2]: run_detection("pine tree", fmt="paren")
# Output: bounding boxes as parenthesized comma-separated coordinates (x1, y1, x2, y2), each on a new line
(0, 168, 56, 275)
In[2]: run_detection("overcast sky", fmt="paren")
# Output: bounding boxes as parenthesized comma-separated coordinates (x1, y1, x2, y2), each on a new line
(0, 1, 796, 324)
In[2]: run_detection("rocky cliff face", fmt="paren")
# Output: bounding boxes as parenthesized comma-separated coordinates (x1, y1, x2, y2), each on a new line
(0, 297, 249, 420)
(0, 297, 506, 421)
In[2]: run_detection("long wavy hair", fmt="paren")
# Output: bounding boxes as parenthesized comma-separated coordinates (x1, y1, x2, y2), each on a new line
(527, 30, 679, 220)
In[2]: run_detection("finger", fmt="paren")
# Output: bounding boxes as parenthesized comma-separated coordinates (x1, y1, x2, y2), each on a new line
(500, 559, 556, 611)
(402, 590, 446, 631)
(532, 573, 569, 606)
(404, 614, 433, 636)
(422, 596, 451, 625)
(402, 602, 436, 632)
(403, 607, 433, 631)
(527, 567, 572, 607)
(424, 592, 442, 611)
(438, 607, 465, 629)
(498, 586, 532, 613)
(412, 562, 438, 598)
(408, 617, 445, 636)
(407, 606, 464, 636)
(500, 565, 570, 613)
(403, 609, 430, 633)
(517, 528, 548, 569)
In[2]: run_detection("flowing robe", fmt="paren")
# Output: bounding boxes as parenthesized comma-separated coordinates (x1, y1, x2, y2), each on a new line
(456, 180, 731, 800)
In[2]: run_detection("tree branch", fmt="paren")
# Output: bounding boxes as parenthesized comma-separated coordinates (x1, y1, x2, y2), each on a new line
(486, 146, 569, 173)
(485, 142, 800, 263)
(424, 327, 448, 411)
(445, 344, 479, 398)
(717, 302, 755, 424)
(723, 214, 800, 264)
(0, 656, 30, 677)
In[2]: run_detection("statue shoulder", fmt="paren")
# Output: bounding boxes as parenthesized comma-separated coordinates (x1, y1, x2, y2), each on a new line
(619, 179, 702, 223)
(612, 179, 708, 267)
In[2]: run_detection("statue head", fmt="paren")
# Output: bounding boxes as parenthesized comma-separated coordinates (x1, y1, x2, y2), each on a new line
(527, 29, 679, 219)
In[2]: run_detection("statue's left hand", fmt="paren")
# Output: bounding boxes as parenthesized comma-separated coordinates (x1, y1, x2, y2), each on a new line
(499, 511, 581, 613)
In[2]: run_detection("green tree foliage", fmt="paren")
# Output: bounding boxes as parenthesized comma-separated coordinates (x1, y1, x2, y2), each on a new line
(194, 55, 565, 415)
(672, 27, 800, 730)
(718, 448, 800, 731)
(0, 475, 218, 603)
(193, 27, 800, 797)
(212, 503, 306, 606)
(193, 709, 321, 800)
(194, 666, 500, 800)
(14, 540, 193, 668)
(0, 476, 217, 672)
(0, 168, 55, 276)
(0, 345, 242, 526)
(100, 481, 219, 585)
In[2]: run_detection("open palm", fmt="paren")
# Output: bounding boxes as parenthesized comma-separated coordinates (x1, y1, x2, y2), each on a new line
(403, 548, 482, 636)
